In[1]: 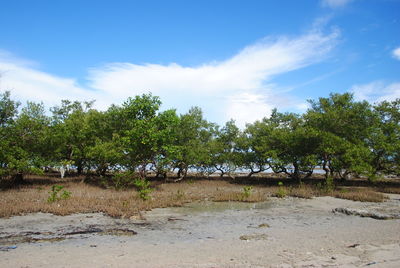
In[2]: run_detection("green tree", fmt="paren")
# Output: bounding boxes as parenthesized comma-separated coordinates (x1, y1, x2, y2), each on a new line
(50, 100, 95, 174)
(173, 107, 215, 179)
(305, 93, 375, 180)
(85, 109, 123, 176)
(210, 120, 240, 177)
(265, 111, 319, 182)
(370, 99, 400, 176)
(0, 92, 49, 183)
(0, 91, 22, 181)
(150, 109, 181, 179)
(118, 94, 162, 178)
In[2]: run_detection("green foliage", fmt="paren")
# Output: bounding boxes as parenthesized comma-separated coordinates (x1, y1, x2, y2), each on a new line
(2, 90, 400, 184)
(112, 171, 135, 190)
(316, 176, 335, 193)
(241, 186, 253, 199)
(325, 176, 335, 192)
(133, 178, 153, 200)
(305, 93, 377, 179)
(210, 120, 240, 177)
(276, 181, 287, 198)
(0, 92, 48, 181)
(47, 185, 72, 203)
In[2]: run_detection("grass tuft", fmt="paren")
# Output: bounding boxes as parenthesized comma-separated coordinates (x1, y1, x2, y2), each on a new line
(329, 188, 387, 202)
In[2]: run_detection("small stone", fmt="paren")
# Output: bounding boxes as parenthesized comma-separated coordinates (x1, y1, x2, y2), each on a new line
(239, 234, 268, 241)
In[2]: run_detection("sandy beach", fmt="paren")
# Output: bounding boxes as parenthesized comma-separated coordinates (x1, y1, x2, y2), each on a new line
(1, 195, 400, 268)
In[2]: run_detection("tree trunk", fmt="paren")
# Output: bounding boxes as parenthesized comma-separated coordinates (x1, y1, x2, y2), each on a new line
(139, 163, 147, 179)
(77, 164, 83, 175)
(322, 156, 330, 179)
(99, 166, 107, 177)
(291, 162, 301, 183)
(13, 173, 24, 184)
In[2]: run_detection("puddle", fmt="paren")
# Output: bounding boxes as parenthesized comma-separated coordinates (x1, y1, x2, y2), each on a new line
(166, 200, 273, 215)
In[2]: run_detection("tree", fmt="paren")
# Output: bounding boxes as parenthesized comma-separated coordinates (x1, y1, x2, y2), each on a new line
(305, 93, 376, 179)
(150, 109, 181, 178)
(0, 91, 22, 181)
(85, 109, 123, 176)
(238, 120, 272, 177)
(265, 111, 319, 182)
(50, 100, 95, 174)
(172, 107, 215, 179)
(118, 94, 162, 178)
(209, 120, 240, 177)
(0, 92, 49, 183)
(370, 99, 400, 176)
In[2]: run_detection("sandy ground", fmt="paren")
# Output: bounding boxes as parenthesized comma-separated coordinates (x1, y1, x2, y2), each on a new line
(1, 195, 400, 268)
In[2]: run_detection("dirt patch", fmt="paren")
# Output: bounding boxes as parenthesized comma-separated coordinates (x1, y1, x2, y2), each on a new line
(0, 195, 399, 267)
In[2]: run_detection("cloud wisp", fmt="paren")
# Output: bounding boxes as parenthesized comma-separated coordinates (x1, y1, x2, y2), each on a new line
(0, 27, 339, 127)
(351, 81, 400, 103)
(88, 28, 339, 126)
(321, 0, 354, 9)
(393, 47, 400, 61)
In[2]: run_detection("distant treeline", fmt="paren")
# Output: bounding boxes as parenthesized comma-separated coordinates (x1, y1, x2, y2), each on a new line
(1, 91, 399, 183)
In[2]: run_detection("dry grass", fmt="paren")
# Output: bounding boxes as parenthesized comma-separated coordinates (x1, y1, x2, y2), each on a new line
(288, 185, 315, 199)
(269, 184, 389, 202)
(329, 188, 388, 202)
(376, 187, 400, 194)
(0, 178, 269, 218)
(212, 190, 267, 202)
(0, 175, 396, 218)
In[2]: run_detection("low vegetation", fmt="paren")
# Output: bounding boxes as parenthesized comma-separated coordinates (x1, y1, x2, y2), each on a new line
(0, 174, 397, 218)
(1, 91, 399, 217)
(330, 188, 387, 203)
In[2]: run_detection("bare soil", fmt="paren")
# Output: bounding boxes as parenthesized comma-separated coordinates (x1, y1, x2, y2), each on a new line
(1, 194, 400, 267)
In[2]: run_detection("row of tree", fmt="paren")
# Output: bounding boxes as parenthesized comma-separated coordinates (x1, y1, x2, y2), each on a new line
(1, 91, 399, 183)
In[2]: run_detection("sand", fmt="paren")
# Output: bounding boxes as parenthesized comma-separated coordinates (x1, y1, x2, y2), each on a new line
(1, 195, 400, 268)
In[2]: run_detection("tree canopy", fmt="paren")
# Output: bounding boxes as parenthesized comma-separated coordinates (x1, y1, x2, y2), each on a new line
(1, 91, 399, 183)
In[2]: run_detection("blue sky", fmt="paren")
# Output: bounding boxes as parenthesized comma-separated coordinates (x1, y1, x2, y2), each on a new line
(1, 0, 399, 127)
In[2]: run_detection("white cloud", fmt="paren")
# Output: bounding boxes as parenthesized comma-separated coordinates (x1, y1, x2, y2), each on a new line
(225, 93, 273, 127)
(351, 81, 400, 103)
(321, 0, 353, 8)
(0, 55, 111, 110)
(0, 26, 339, 127)
(393, 47, 400, 60)
(88, 28, 339, 126)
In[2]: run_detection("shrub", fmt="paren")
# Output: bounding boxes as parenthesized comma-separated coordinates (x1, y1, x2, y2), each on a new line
(47, 185, 72, 203)
(276, 181, 287, 198)
(241, 186, 253, 199)
(133, 178, 153, 200)
(112, 171, 135, 190)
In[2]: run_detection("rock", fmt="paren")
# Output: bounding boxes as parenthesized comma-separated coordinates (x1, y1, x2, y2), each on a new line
(332, 207, 399, 220)
(258, 223, 270, 228)
(239, 233, 268, 241)
(347, 243, 360, 248)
